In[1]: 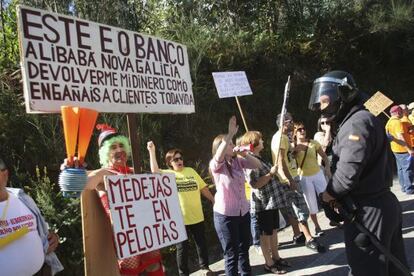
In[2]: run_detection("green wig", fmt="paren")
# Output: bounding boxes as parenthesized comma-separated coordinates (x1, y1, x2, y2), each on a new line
(98, 135, 131, 167)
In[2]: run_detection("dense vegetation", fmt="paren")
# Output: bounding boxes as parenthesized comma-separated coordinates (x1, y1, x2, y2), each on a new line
(1, 0, 414, 274)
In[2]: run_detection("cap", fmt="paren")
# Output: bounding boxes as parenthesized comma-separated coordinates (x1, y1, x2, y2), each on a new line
(390, 105, 402, 114)
(399, 104, 407, 110)
(96, 124, 119, 147)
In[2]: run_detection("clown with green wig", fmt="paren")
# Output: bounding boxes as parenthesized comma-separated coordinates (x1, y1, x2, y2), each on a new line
(86, 124, 164, 276)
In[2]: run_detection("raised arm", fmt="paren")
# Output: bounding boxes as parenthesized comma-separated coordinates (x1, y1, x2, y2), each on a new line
(214, 116, 239, 163)
(147, 141, 162, 173)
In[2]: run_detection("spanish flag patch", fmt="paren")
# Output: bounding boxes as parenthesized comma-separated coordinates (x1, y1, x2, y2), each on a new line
(348, 134, 360, 141)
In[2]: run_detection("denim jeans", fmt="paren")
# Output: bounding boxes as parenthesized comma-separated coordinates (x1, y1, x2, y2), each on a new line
(250, 212, 260, 246)
(214, 212, 251, 276)
(176, 222, 209, 276)
(394, 153, 414, 193)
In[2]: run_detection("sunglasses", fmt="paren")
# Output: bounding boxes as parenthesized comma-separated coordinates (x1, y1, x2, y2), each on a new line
(296, 128, 306, 132)
(172, 156, 183, 162)
(321, 121, 330, 125)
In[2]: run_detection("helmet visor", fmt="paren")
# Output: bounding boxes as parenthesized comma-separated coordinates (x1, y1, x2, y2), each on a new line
(308, 77, 342, 111)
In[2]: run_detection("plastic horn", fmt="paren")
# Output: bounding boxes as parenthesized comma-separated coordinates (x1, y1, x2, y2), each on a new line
(77, 108, 99, 165)
(61, 106, 80, 166)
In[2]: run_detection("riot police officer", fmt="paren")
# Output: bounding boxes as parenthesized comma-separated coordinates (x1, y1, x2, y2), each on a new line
(308, 70, 409, 275)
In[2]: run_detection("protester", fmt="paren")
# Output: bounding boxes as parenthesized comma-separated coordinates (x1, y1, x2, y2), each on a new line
(293, 122, 332, 237)
(385, 105, 414, 194)
(310, 70, 409, 275)
(400, 104, 414, 149)
(271, 113, 325, 252)
(241, 130, 290, 274)
(408, 102, 414, 124)
(84, 124, 164, 276)
(313, 114, 334, 166)
(236, 136, 262, 256)
(313, 115, 342, 228)
(209, 116, 261, 276)
(0, 157, 63, 275)
(147, 141, 214, 276)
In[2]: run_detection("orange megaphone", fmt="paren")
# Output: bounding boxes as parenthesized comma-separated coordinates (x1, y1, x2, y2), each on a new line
(61, 106, 80, 165)
(77, 108, 99, 165)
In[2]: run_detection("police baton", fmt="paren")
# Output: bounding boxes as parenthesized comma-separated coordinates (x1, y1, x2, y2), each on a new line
(337, 203, 411, 276)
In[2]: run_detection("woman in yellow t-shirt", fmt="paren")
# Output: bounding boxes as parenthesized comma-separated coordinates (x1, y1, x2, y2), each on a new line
(147, 141, 215, 276)
(293, 122, 332, 237)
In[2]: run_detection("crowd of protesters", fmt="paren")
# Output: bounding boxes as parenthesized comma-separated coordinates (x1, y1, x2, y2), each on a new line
(2, 92, 413, 275)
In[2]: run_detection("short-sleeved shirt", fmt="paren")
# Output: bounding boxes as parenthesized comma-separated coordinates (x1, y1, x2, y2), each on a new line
(0, 192, 44, 275)
(385, 117, 407, 153)
(295, 140, 322, 176)
(210, 157, 256, 217)
(244, 155, 286, 213)
(162, 167, 207, 225)
(409, 114, 414, 125)
(401, 116, 414, 147)
(271, 131, 298, 183)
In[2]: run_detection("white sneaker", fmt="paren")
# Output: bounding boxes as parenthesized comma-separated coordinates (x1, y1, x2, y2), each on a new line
(254, 245, 263, 256)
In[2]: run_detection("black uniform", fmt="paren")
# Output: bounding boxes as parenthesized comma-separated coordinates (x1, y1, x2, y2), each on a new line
(326, 104, 409, 276)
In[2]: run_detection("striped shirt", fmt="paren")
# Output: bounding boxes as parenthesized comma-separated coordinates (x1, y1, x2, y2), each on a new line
(210, 157, 256, 216)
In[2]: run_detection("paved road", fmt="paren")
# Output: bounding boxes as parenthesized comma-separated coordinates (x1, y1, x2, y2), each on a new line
(191, 181, 414, 275)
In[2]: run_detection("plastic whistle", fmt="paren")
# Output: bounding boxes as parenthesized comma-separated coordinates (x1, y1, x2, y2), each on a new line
(233, 144, 254, 153)
(0, 226, 30, 248)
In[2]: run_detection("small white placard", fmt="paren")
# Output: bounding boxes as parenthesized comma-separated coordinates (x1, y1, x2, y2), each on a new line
(212, 71, 253, 98)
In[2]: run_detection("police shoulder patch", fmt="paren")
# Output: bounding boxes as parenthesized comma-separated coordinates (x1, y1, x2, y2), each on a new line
(348, 134, 360, 141)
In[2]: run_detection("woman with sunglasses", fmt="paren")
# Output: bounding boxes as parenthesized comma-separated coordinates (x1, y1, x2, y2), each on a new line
(314, 116, 343, 228)
(210, 116, 261, 276)
(293, 122, 332, 237)
(313, 114, 333, 166)
(147, 141, 215, 276)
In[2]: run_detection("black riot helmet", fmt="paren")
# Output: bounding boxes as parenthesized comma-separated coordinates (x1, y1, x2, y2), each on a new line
(308, 71, 358, 116)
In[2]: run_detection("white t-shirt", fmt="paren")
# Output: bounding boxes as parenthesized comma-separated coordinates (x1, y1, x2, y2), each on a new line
(0, 192, 44, 276)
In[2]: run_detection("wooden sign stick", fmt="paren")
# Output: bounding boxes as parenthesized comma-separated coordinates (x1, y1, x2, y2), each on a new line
(382, 111, 390, 118)
(235, 96, 249, 132)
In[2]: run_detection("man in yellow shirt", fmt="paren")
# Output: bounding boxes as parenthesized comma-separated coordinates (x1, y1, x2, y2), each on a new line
(385, 105, 414, 194)
(271, 113, 325, 252)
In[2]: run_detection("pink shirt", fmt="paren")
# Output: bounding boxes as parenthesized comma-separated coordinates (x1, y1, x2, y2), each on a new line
(210, 157, 255, 216)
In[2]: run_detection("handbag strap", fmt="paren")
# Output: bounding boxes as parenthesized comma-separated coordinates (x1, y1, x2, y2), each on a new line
(298, 144, 309, 172)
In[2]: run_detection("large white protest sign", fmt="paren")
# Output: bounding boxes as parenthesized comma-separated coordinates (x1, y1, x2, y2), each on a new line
(17, 6, 194, 114)
(104, 173, 187, 259)
(212, 71, 253, 98)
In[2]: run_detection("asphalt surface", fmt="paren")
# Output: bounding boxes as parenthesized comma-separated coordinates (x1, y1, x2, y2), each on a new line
(191, 180, 414, 275)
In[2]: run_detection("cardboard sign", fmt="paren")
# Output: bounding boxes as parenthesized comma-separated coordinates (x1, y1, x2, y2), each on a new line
(104, 173, 187, 259)
(364, 91, 393, 116)
(17, 6, 194, 114)
(212, 71, 253, 98)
